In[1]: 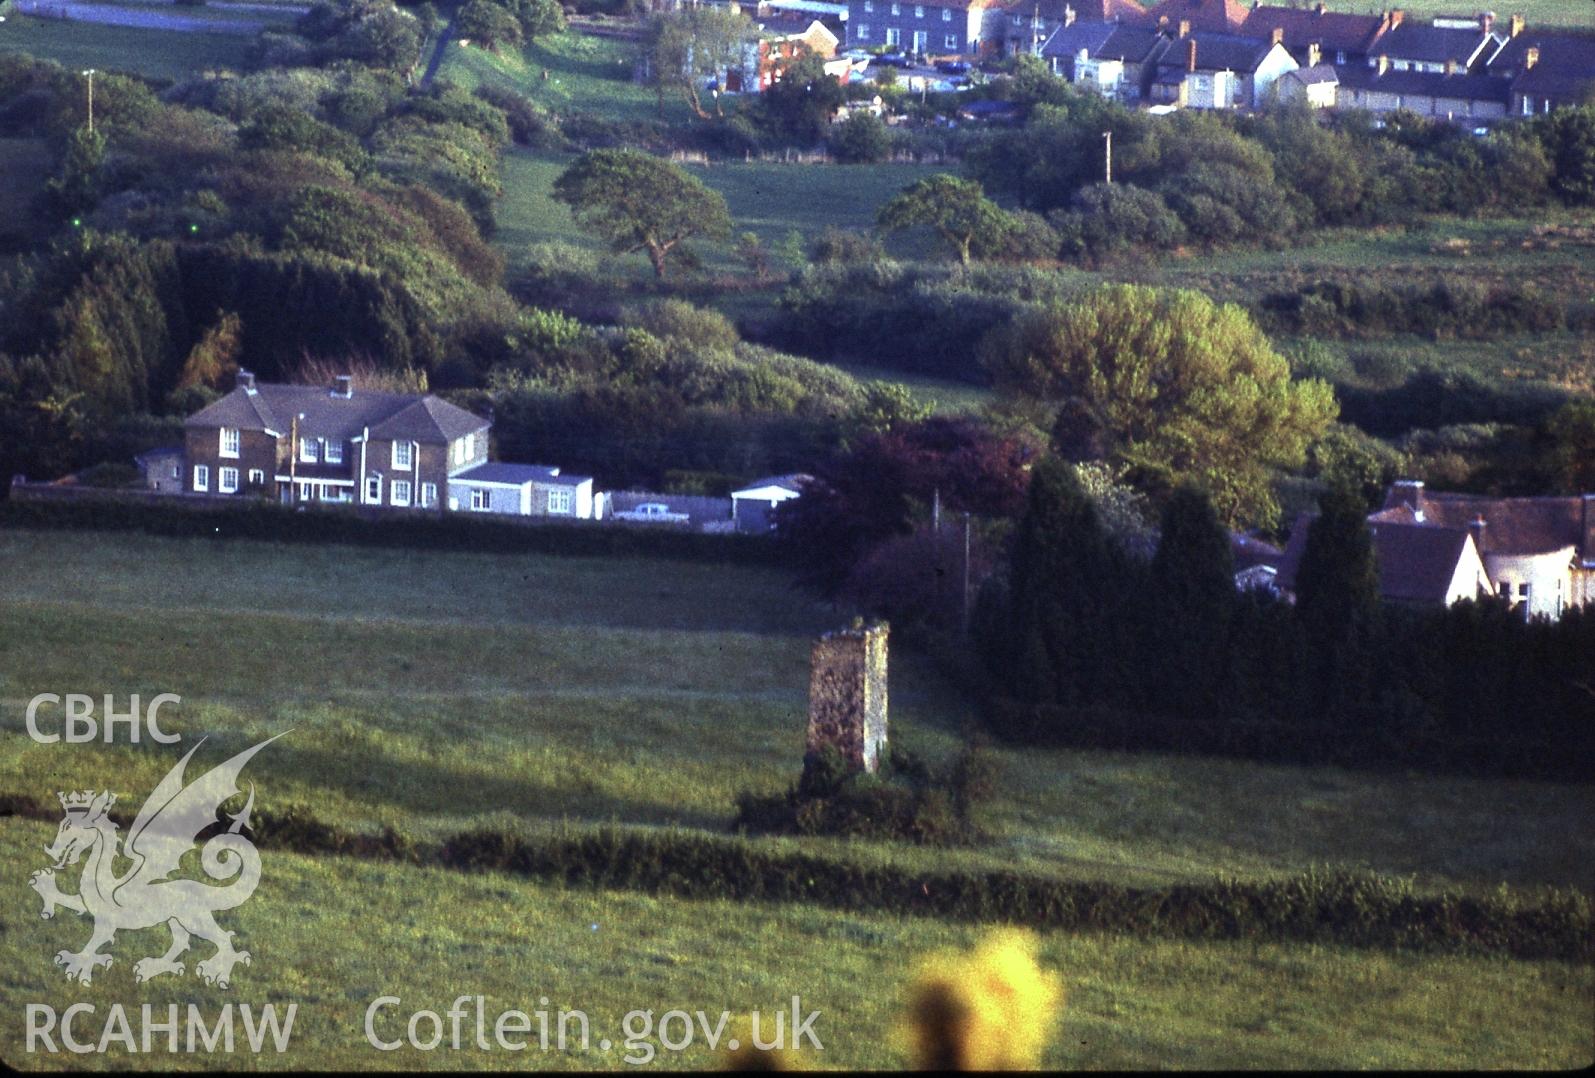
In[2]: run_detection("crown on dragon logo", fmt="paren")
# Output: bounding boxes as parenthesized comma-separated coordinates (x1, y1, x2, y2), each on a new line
(57, 791, 112, 814)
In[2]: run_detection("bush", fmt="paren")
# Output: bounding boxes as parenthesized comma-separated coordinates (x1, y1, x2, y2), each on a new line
(829, 111, 892, 164)
(623, 299, 740, 351)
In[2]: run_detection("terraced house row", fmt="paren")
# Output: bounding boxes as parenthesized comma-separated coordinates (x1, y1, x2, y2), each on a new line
(842, 0, 1595, 119)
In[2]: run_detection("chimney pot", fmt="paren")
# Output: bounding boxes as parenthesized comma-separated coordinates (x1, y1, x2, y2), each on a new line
(1186, 36, 1198, 70)
(237, 369, 256, 393)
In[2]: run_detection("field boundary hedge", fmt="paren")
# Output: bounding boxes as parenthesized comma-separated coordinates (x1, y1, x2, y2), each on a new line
(3, 793, 1586, 962)
(0, 487, 790, 566)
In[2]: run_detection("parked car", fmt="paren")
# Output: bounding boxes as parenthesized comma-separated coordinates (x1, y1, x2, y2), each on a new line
(613, 502, 690, 523)
(875, 50, 911, 67)
(934, 59, 971, 74)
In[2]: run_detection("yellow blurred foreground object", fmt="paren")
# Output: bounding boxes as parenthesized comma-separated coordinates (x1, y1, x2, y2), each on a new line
(903, 929, 1065, 1070)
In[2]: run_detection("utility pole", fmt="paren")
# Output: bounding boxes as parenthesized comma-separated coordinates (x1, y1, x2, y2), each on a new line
(932, 486, 941, 532)
(83, 69, 96, 135)
(1103, 129, 1112, 184)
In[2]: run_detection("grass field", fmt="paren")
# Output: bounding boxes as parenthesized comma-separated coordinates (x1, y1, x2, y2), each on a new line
(1363, 0, 1595, 27)
(496, 147, 943, 277)
(0, 15, 254, 80)
(1, 821, 1589, 1071)
(1, 528, 1591, 898)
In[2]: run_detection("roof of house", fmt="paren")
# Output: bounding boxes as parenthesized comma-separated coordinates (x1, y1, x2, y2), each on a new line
(134, 445, 184, 464)
(1370, 23, 1503, 65)
(1283, 62, 1340, 85)
(1095, 22, 1173, 61)
(452, 462, 586, 487)
(732, 474, 812, 498)
(1240, 5, 1387, 53)
(1040, 17, 1121, 58)
(1494, 31, 1595, 100)
(1156, 31, 1287, 74)
(184, 381, 489, 444)
(1275, 513, 1478, 604)
(1336, 63, 1512, 103)
(1375, 484, 1590, 558)
(1141, 0, 1247, 34)
(1029, 0, 1150, 23)
(1230, 531, 1283, 572)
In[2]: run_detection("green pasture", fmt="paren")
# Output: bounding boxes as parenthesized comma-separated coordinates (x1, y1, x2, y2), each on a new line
(0, 821, 1589, 1070)
(0, 15, 254, 80)
(1, 528, 1590, 899)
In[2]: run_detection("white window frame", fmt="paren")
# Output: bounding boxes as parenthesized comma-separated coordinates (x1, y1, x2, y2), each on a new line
(420, 482, 437, 508)
(325, 440, 344, 465)
(248, 468, 264, 486)
(890, 1, 899, 13)
(941, 6, 950, 19)
(298, 482, 313, 502)
(471, 489, 489, 512)
(862, 0, 872, 9)
(366, 475, 382, 504)
(857, 22, 870, 38)
(193, 465, 209, 492)
(219, 466, 239, 494)
(391, 479, 412, 507)
(914, 4, 923, 16)
(219, 428, 240, 459)
(945, 33, 957, 48)
(547, 488, 573, 515)
(886, 26, 900, 45)
(392, 441, 414, 470)
(299, 437, 318, 464)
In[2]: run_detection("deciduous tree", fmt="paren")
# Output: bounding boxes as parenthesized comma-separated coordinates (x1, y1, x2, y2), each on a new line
(877, 174, 1008, 265)
(552, 149, 731, 279)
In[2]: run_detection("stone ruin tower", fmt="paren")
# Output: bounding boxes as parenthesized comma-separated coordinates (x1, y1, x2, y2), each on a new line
(806, 622, 888, 773)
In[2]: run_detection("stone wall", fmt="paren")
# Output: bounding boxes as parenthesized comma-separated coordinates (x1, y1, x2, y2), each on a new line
(806, 623, 888, 773)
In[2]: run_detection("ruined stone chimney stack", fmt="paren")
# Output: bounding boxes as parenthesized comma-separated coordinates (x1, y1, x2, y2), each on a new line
(806, 623, 889, 773)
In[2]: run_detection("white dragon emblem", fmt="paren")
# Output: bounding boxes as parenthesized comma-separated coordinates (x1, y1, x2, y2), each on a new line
(28, 733, 285, 988)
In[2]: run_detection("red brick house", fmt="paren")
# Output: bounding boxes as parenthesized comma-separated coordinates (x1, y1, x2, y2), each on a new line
(181, 371, 490, 511)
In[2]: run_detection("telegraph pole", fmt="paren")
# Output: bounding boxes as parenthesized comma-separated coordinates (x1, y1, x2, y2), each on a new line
(1103, 129, 1112, 184)
(83, 69, 96, 134)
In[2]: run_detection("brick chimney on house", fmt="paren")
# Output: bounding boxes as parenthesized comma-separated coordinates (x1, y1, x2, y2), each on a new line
(237, 369, 257, 394)
(1271, 27, 1284, 45)
(1307, 41, 1321, 67)
(1445, 57, 1458, 74)
(1064, 3, 1076, 27)
(1390, 478, 1425, 512)
(332, 374, 353, 399)
(1377, 53, 1390, 74)
(1186, 36, 1198, 70)
(1179, 18, 1191, 38)
(1479, 11, 1493, 33)
(1315, 1, 1326, 13)
(1525, 45, 1540, 69)
(1508, 13, 1524, 37)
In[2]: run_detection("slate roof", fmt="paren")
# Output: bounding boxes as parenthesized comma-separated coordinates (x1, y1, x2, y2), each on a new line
(1095, 23, 1172, 61)
(185, 380, 488, 445)
(1141, 0, 1247, 34)
(1493, 30, 1595, 101)
(454, 463, 565, 486)
(1158, 31, 1282, 74)
(1283, 62, 1339, 85)
(1336, 64, 1512, 104)
(1040, 18, 1121, 59)
(1274, 513, 1479, 604)
(1375, 484, 1591, 559)
(1370, 23, 1504, 66)
(1240, 5, 1386, 54)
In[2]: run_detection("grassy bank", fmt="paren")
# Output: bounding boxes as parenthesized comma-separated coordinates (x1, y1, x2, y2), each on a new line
(0, 15, 255, 80)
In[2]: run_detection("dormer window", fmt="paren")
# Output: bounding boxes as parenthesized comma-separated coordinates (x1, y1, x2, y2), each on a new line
(393, 441, 414, 469)
(299, 438, 318, 463)
(220, 428, 240, 459)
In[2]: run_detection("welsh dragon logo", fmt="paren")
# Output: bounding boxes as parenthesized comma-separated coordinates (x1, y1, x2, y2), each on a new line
(29, 733, 286, 988)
